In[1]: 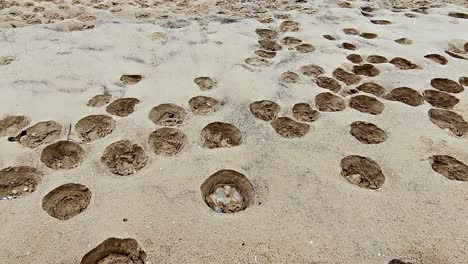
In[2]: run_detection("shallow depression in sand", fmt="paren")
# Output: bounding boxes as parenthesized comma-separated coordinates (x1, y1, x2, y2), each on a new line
(106, 98, 140, 117)
(81, 238, 146, 264)
(8, 120, 61, 148)
(148, 128, 187, 156)
(350, 121, 387, 144)
(148, 103, 186, 126)
(75, 115, 116, 142)
(250, 100, 281, 121)
(201, 122, 242, 149)
(340, 155, 385, 189)
(42, 183, 91, 220)
(40, 141, 85, 170)
(101, 140, 148, 176)
(0, 115, 31, 138)
(429, 155, 468, 181)
(270, 117, 310, 138)
(0, 166, 42, 199)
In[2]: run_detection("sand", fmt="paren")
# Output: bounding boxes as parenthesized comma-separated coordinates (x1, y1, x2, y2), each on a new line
(0, 0, 468, 263)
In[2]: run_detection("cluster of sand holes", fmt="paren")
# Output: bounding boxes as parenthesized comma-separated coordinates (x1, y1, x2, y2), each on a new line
(200, 170, 255, 213)
(201, 122, 242, 149)
(148, 128, 187, 156)
(340, 155, 385, 189)
(8, 120, 61, 148)
(75, 115, 116, 142)
(101, 140, 148, 176)
(42, 183, 91, 220)
(80, 238, 146, 264)
(0, 166, 42, 199)
(106, 98, 140, 117)
(148, 103, 186, 126)
(40, 141, 85, 170)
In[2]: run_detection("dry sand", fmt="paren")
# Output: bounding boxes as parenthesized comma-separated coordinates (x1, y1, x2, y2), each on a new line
(1, 0, 468, 263)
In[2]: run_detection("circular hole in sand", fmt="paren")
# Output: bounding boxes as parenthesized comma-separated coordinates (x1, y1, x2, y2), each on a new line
(350, 121, 387, 144)
(0, 115, 30, 138)
(8, 121, 61, 149)
(384, 87, 423, 106)
(258, 39, 282, 51)
(352, 63, 380, 77)
(250, 100, 280, 121)
(448, 12, 468, 19)
(356, 82, 385, 97)
(333, 68, 361, 85)
(148, 103, 186, 126)
(394, 38, 412, 45)
(370, 19, 391, 25)
(366, 55, 387, 64)
(42, 183, 91, 220)
(194, 77, 216, 91)
(254, 50, 276, 59)
(201, 122, 242, 149)
(349, 95, 384, 115)
(360, 32, 377, 39)
(315, 92, 346, 112)
(295, 43, 315, 53)
(347, 54, 363, 64)
(423, 90, 459, 109)
(0, 166, 42, 199)
(428, 109, 467, 137)
(148, 128, 187, 156)
(101, 140, 148, 176)
(282, 37, 302, 46)
(81, 238, 146, 264)
(300, 64, 324, 77)
(293, 103, 319, 122)
(341, 42, 357, 50)
(255, 28, 278, 39)
(389, 57, 420, 70)
(40, 141, 84, 170)
(323, 35, 337, 41)
(430, 78, 464, 93)
(245, 57, 272, 67)
(120, 75, 142, 85)
(429, 155, 468, 181)
(279, 20, 299, 32)
(279, 71, 300, 83)
(75, 115, 116, 142)
(106, 98, 140, 117)
(343, 28, 359, 35)
(200, 170, 255, 213)
(340, 155, 385, 189)
(87, 94, 112, 107)
(271, 117, 310, 138)
(316, 77, 341, 93)
(188, 96, 220, 115)
(424, 54, 447, 65)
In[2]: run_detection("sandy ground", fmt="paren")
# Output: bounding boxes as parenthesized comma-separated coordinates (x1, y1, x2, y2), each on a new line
(1, 0, 468, 263)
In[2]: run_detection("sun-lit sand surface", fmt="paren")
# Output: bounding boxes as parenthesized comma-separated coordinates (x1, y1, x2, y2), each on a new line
(1, 0, 467, 263)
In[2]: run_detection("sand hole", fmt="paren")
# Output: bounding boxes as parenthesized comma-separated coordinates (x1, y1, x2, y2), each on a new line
(388, 259, 412, 264)
(349, 95, 384, 115)
(295, 44, 315, 53)
(300, 64, 324, 77)
(274, 14, 292, 19)
(279, 71, 300, 83)
(323, 35, 337, 41)
(366, 55, 387, 64)
(460, 77, 468, 86)
(361, 11, 374, 17)
(394, 38, 412, 45)
(356, 82, 385, 97)
(194, 77, 216, 91)
(340, 155, 385, 189)
(254, 50, 276, 59)
(255, 28, 278, 39)
(389, 57, 420, 70)
(270, 117, 310, 138)
(333, 68, 361, 85)
(445, 50, 467, 60)
(101, 140, 148, 176)
(159, 19, 190, 29)
(315, 92, 346, 112)
(250, 100, 280, 121)
(149, 103, 186, 126)
(148, 128, 187, 156)
(360, 32, 377, 39)
(282, 37, 302, 46)
(343, 28, 359, 35)
(424, 54, 447, 65)
(188, 96, 220, 115)
(81, 238, 146, 264)
(8, 121, 61, 148)
(347, 54, 363, 64)
(258, 39, 282, 51)
(245, 57, 272, 67)
(448, 12, 468, 19)
(352, 64, 380, 77)
(361, 6, 377, 12)
(430, 78, 463, 93)
(106, 98, 140, 117)
(428, 109, 467, 137)
(279, 20, 299, 32)
(430, 155, 468, 181)
(465, 42, 468, 52)
(316, 77, 341, 93)
(350, 121, 387, 144)
(0, 166, 42, 199)
(40, 141, 84, 170)
(87, 94, 112, 107)
(342, 42, 357, 50)
(384, 87, 423, 106)
(201, 170, 255, 213)
(293, 103, 319, 122)
(370, 19, 391, 25)
(423, 90, 459, 109)
(0, 115, 30, 137)
(75, 115, 116, 142)
(201, 122, 242, 149)
(42, 183, 91, 220)
(120, 75, 142, 85)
